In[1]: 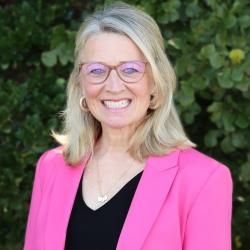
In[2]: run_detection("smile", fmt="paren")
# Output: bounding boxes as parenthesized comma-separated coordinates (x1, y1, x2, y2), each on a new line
(102, 99, 131, 109)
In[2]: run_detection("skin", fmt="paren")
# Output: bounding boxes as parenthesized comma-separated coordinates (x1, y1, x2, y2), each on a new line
(79, 32, 154, 149)
(78, 33, 154, 209)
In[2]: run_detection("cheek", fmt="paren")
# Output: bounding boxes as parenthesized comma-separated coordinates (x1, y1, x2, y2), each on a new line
(81, 83, 102, 98)
(133, 81, 153, 102)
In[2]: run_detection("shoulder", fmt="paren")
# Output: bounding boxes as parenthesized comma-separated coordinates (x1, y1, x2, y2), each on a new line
(34, 147, 66, 182)
(37, 147, 65, 166)
(175, 147, 232, 201)
(177, 147, 231, 178)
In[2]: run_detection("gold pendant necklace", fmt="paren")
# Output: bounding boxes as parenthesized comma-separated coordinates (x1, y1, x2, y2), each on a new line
(96, 157, 135, 203)
(97, 194, 108, 202)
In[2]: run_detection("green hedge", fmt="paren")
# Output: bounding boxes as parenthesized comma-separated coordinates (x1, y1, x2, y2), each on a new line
(0, 0, 249, 249)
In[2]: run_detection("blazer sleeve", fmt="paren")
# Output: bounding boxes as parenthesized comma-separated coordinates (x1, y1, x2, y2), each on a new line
(23, 151, 48, 250)
(183, 164, 233, 250)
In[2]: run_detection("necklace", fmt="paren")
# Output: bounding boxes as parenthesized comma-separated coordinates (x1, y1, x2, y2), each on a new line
(95, 157, 135, 203)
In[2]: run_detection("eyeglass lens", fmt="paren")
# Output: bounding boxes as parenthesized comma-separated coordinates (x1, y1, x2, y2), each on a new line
(80, 61, 146, 84)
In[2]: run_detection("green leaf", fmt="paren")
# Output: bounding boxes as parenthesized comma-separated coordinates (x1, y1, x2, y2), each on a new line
(235, 80, 250, 92)
(238, 15, 250, 28)
(215, 32, 227, 47)
(231, 0, 243, 13)
(58, 43, 73, 65)
(220, 136, 235, 153)
(207, 102, 224, 113)
(200, 44, 216, 58)
(204, 130, 220, 147)
(210, 111, 222, 123)
(186, 3, 201, 17)
(41, 49, 58, 67)
(51, 24, 67, 49)
(205, 0, 217, 9)
(190, 75, 207, 90)
(217, 69, 234, 88)
(232, 132, 246, 148)
(231, 68, 243, 81)
(222, 112, 236, 132)
(157, 0, 181, 23)
(240, 162, 250, 182)
(177, 90, 194, 106)
(1, 63, 9, 70)
(224, 14, 237, 29)
(175, 56, 189, 76)
(236, 115, 249, 129)
(209, 52, 224, 69)
(183, 102, 201, 124)
(157, 14, 169, 24)
(0, 106, 9, 121)
(177, 82, 195, 106)
(56, 78, 66, 86)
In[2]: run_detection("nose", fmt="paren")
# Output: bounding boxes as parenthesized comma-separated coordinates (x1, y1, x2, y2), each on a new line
(104, 69, 126, 92)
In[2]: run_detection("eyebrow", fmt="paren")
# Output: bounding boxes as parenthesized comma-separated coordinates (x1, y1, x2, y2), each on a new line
(79, 60, 147, 66)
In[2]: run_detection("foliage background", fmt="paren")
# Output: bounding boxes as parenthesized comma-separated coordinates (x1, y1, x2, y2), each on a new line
(0, 0, 250, 249)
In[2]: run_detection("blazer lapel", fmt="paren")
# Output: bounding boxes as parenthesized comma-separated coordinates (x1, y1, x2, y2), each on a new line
(116, 150, 180, 250)
(44, 154, 88, 250)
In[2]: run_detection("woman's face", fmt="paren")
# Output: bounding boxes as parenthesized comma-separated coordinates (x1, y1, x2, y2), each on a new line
(79, 32, 154, 130)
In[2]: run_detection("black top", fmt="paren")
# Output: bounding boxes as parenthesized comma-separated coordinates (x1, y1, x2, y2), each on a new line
(65, 171, 143, 250)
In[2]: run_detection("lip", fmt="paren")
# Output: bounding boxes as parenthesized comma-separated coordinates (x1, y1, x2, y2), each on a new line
(101, 98, 132, 102)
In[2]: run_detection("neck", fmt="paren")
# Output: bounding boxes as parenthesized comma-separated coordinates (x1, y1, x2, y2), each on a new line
(96, 125, 135, 157)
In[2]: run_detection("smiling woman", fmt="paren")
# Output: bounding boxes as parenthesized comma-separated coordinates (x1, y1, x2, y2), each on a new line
(23, 2, 233, 250)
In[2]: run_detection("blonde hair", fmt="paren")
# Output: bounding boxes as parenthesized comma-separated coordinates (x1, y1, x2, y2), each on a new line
(53, 2, 195, 165)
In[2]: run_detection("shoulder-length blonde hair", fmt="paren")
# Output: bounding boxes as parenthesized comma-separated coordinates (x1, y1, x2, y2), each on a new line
(53, 2, 195, 166)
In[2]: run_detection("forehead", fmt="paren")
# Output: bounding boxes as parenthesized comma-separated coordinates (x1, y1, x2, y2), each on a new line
(80, 32, 145, 63)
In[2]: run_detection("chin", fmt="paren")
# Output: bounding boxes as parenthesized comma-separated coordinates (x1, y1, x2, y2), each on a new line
(105, 123, 130, 129)
(101, 119, 136, 130)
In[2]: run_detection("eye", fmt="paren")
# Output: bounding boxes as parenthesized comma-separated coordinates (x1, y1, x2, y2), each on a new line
(89, 68, 105, 75)
(120, 62, 144, 74)
(85, 63, 107, 75)
(122, 67, 139, 74)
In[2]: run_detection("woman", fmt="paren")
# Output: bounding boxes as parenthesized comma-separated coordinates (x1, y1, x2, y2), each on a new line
(24, 2, 233, 250)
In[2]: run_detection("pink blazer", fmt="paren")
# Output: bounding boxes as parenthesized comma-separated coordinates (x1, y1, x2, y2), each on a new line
(24, 147, 233, 250)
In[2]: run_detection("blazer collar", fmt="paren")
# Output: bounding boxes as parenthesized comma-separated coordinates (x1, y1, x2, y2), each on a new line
(151, 149, 180, 171)
(116, 149, 180, 250)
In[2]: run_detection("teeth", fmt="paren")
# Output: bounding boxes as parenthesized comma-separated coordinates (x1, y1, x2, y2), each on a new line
(103, 100, 130, 109)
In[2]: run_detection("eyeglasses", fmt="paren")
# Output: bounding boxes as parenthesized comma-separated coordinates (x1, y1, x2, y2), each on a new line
(78, 61, 148, 84)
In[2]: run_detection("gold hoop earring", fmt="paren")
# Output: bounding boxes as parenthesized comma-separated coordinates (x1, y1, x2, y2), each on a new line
(79, 96, 89, 112)
(149, 95, 157, 110)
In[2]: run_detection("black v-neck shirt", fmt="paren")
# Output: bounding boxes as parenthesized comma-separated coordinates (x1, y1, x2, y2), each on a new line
(65, 171, 143, 250)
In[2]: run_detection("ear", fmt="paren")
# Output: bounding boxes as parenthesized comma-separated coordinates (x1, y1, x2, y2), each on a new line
(149, 84, 159, 110)
(149, 81, 157, 97)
